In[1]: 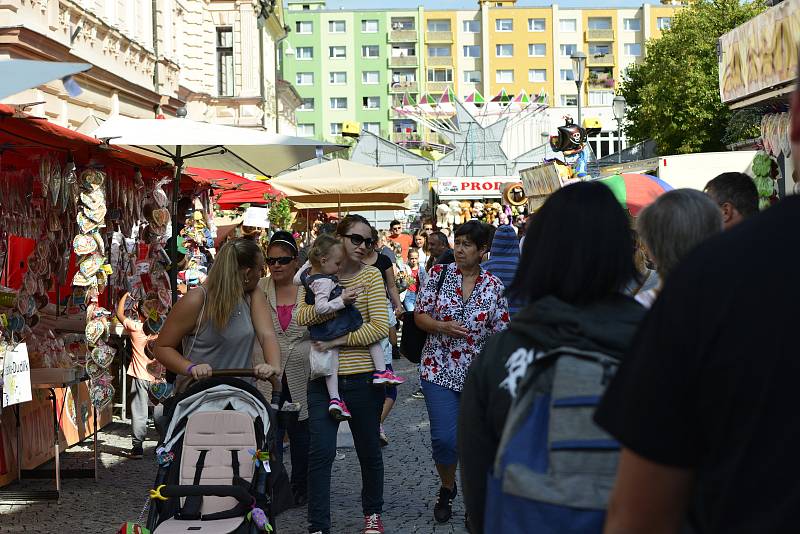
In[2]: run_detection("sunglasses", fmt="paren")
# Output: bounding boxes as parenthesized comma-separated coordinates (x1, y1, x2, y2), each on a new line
(343, 234, 376, 249)
(266, 256, 294, 266)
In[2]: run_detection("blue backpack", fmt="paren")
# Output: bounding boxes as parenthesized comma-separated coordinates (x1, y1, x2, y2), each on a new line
(484, 345, 621, 533)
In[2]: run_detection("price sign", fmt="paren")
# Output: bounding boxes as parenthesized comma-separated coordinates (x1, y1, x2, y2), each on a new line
(2, 343, 32, 407)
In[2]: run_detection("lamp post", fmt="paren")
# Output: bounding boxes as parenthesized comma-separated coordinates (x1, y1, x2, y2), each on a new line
(570, 51, 586, 127)
(541, 130, 549, 160)
(612, 95, 627, 164)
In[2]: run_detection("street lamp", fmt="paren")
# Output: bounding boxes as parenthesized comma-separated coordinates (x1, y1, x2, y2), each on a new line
(570, 51, 586, 127)
(612, 95, 627, 163)
(541, 130, 549, 159)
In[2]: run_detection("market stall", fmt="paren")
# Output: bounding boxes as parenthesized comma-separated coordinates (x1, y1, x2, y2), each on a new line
(431, 175, 528, 230)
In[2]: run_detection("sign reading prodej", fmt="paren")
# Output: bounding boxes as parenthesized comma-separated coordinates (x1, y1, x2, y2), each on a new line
(2, 343, 32, 407)
(436, 176, 517, 199)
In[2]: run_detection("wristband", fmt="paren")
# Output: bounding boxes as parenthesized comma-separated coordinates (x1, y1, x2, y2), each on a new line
(186, 363, 197, 375)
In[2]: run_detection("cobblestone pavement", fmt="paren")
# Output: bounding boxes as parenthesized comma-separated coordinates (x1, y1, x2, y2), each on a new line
(0, 359, 469, 533)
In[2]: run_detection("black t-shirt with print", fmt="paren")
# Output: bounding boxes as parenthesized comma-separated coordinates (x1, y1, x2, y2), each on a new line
(595, 196, 800, 533)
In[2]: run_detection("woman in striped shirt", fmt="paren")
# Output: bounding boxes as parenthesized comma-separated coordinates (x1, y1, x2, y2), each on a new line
(296, 214, 390, 534)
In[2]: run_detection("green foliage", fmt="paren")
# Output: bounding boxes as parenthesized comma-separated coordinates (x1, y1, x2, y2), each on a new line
(330, 136, 356, 160)
(268, 197, 293, 229)
(620, 0, 766, 155)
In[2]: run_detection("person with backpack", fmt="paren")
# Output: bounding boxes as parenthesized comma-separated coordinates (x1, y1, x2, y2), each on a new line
(457, 182, 646, 533)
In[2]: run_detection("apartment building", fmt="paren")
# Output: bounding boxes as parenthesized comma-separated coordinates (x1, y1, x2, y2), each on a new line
(282, 0, 680, 150)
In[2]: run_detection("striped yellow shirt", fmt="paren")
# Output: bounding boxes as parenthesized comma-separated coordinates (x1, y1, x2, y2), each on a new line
(295, 265, 389, 375)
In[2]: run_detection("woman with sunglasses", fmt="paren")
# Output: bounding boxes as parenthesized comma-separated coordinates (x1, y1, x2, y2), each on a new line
(295, 215, 390, 534)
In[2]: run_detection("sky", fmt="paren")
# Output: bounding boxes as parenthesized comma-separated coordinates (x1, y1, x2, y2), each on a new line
(324, 0, 666, 10)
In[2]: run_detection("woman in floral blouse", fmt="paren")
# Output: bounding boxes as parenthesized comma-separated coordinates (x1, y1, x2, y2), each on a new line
(414, 220, 510, 525)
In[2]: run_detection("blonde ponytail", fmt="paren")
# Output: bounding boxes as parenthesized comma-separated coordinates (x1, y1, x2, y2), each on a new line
(204, 238, 262, 331)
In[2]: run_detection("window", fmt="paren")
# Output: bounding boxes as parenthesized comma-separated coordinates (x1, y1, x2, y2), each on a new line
(528, 69, 547, 82)
(299, 97, 314, 111)
(657, 17, 672, 30)
(623, 18, 641, 31)
(216, 27, 234, 96)
(560, 44, 577, 57)
(391, 70, 416, 83)
(624, 43, 642, 56)
(428, 45, 451, 57)
(588, 91, 614, 106)
(392, 45, 417, 57)
(559, 69, 575, 81)
(528, 43, 546, 57)
(427, 68, 453, 82)
(589, 43, 611, 56)
(329, 97, 347, 110)
(391, 18, 415, 30)
(295, 21, 313, 34)
(463, 20, 480, 33)
(329, 71, 347, 84)
(301, 4, 310, 10)
(588, 17, 612, 30)
(362, 19, 379, 33)
(362, 45, 379, 58)
(362, 96, 380, 109)
(330, 123, 343, 135)
(463, 70, 481, 83)
(560, 94, 578, 106)
(297, 123, 315, 137)
(329, 20, 346, 33)
(559, 18, 576, 32)
(427, 20, 450, 32)
(495, 18, 513, 32)
(364, 122, 381, 134)
(329, 46, 346, 59)
(496, 69, 514, 83)
(362, 71, 380, 84)
(463, 45, 481, 58)
(296, 72, 314, 86)
(528, 18, 545, 32)
(496, 44, 513, 57)
(296, 46, 313, 60)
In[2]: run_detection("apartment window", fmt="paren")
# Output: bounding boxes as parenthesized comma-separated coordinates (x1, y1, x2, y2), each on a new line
(362, 45, 379, 58)
(427, 68, 453, 82)
(463, 70, 481, 83)
(657, 17, 672, 30)
(528, 69, 547, 82)
(296, 46, 314, 60)
(589, 43, 611, 56)
(297, 123, 315, 137)
(216, 27, 234, 96)
(329, 71, 347, 84)
(329, 46, 346, 59)
(296, 72, 314, 86)
(362, 19, 379, 33)
(496, 69, 514, 83)
(392, 45, 417, 57)
(463, 20, 480, 33)
(528, 43, 546, 57)
(559, 18, 577, 32)
(364, 122, 381, 134)
(560, 94, 578, 106)
(362, 71, 380, 84)
(463, 45, 481, 58)
(528, 18, 545, 32)
(329, 20, 346, 33)
(588, 91, 615, 106)
(427, 20, 451, 32)
(299, 97, 315, 111)
(391, 70, 416, 83)
(428, 45, 451, 57)
(362, 96, 380, 109)
(391, 18, 415, 30)
(330, 97, 348, 110)
(624, 43, 642, 56)
(623, 18, 641, 31)
(295, 21, 313, 34)
(495, 18, 513, 32)
(495, 44, 513, 57)
(588, 17, 612, 30)
(330, 123, 343, 135)
(559, 69, 575, 81)
(560, 44, 577, 57)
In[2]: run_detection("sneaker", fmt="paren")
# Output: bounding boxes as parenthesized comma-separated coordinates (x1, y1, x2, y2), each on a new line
(328, 398, 352, 421)
(362, 513, 385, 534)
(433, 482, 457, 523)
(372, 369, 406, 386)
(129, 445, 144, 460)
(411, 388, 425, 399)
(379, 425, 388, 447)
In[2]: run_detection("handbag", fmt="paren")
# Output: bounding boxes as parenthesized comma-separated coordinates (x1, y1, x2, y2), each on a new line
(399, 268, 448, 364)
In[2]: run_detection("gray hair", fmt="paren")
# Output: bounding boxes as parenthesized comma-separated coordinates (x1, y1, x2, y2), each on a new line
(637, 189, 723, 279)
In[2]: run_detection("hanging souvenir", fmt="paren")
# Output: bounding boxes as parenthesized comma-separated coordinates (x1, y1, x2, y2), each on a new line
(50, 161, 62, 207)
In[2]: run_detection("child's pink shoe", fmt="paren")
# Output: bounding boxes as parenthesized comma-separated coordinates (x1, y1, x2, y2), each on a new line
(328, 398, 351, 421)
(372, 369, 406, 386)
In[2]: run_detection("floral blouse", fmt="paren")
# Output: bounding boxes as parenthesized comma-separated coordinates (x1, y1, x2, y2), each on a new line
(417, 263, 510, 392)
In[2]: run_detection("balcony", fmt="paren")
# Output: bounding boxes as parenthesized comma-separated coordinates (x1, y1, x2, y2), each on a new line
(426, 31, 453, 43)
(585, 29, 615, 41)
(388, 55, 419, 68)
(587, 53, 615, 66)
(388, 29, 417, 42)
(426, 81, 453, 93)
(389, 81, 419, 93)
(427, 56, 453, 67)
(588, 77, 616, 89)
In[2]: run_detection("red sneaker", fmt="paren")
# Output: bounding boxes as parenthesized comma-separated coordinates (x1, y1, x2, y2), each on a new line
(363, 513, 385, 534)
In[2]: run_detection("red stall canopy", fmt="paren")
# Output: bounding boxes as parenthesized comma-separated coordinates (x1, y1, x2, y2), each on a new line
(199, 167, 284, 209)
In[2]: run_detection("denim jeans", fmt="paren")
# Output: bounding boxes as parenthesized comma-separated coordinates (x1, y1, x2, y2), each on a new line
(307, 373, 384, 534)
(276, 377, 309, 496)
(421, 379, 461, 465)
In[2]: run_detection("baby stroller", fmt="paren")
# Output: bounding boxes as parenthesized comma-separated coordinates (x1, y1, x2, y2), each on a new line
(146, 370, 292, 533)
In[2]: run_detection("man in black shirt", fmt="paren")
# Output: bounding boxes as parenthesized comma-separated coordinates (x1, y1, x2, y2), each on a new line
(426, 231, 454, 270)
(594, 81, 800, 533)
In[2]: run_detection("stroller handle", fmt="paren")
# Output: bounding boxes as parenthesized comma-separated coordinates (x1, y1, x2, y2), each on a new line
(212, 368, 257, 378)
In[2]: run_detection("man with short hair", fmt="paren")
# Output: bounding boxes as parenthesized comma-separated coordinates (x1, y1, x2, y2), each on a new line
(704, 172, 758, 230)
(388, 219, 413, 259)
(421, 218, 435, 236)
(426, 231, 454, 271)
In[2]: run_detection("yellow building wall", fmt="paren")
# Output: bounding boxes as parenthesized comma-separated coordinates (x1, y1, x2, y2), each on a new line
(649, 6, 679, 38)
(424, 10, 459, 95)
(581, 9, 620, 88)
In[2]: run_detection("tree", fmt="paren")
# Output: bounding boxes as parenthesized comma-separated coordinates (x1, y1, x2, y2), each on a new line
(620, 0, 765, 155)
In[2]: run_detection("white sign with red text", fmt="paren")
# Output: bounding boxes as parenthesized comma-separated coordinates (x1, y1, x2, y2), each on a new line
(436, 176, 516, 198)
